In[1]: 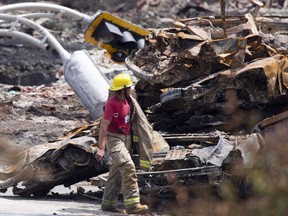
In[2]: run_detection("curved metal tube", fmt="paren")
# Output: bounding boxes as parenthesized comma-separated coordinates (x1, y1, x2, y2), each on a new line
(0, 13, 70, 63)
(0, 29, 50, 50)
(19, 12, 61, 19)
(0, 13, 62, 25)
(0, 2, 93, 24)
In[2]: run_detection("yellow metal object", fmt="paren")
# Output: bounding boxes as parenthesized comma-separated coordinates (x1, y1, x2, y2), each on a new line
(84, 12, 149, 59)
(110, 73, 132, 91)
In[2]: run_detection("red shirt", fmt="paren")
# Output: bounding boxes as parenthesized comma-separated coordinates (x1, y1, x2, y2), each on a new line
(103, 95, 131, 135)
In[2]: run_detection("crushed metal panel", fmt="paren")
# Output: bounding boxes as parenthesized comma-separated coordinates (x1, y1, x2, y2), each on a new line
(129, 13, 281, 90)
(160, 54, 286, 107)
(129, 29, 255, 87)
(202, 37, 247, 68)
(234, 54, 283, 101)
(219, 13, 258, 38)
(206, 136, 234, 166)
(192, 135, 234, 167)
(185, 25, 211, 40)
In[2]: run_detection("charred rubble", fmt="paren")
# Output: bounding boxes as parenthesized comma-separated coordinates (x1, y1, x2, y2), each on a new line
(1, 2, 288, 211)
(126, 13, 288, 134)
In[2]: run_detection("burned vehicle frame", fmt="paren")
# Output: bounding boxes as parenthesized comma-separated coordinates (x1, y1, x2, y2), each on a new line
(0, 122, 109, 196)
(0, 121, 255, 198)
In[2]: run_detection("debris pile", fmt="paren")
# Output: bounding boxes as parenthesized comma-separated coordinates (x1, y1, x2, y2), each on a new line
(1, 2, 288, 215)
(127, 12, 288, 134)
(0, 120, 109, 196)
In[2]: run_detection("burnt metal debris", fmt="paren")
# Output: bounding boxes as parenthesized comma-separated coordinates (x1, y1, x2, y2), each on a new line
(126, 12, 288, 134)
(0, 119, 255, 197)
(0, 121, 109, 196)
(1, 1, 288, 202)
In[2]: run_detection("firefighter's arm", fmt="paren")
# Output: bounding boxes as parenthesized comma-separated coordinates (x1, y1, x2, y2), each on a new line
(95, 118, 110, 161)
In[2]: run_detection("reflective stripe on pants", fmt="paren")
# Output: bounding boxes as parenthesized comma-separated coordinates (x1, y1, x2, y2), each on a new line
(139, 159, 152, 170)
(102, 133, 140, 208)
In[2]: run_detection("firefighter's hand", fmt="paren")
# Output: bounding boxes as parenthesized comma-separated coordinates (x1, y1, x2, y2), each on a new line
(95, 149, 105, 161)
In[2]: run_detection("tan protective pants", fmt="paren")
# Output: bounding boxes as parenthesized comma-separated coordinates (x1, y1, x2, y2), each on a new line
(102, 132, 140, 208)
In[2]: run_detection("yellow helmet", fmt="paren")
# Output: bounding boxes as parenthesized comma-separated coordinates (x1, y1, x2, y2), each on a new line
(110, 73, 132, 91)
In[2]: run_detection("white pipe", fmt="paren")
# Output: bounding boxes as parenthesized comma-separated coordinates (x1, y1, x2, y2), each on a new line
(0, 13, 71, 63)
(19, 12, 61, 19)
(0, 29, 49, 50)
(0, 2, 93, 24)
(0, 13, 57, 25)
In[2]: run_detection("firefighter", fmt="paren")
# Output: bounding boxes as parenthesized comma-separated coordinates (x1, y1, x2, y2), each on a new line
(95, 73, 149, 214)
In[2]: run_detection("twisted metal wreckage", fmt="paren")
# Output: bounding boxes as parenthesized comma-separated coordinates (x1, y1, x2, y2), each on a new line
(0, 1, 288, 199)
